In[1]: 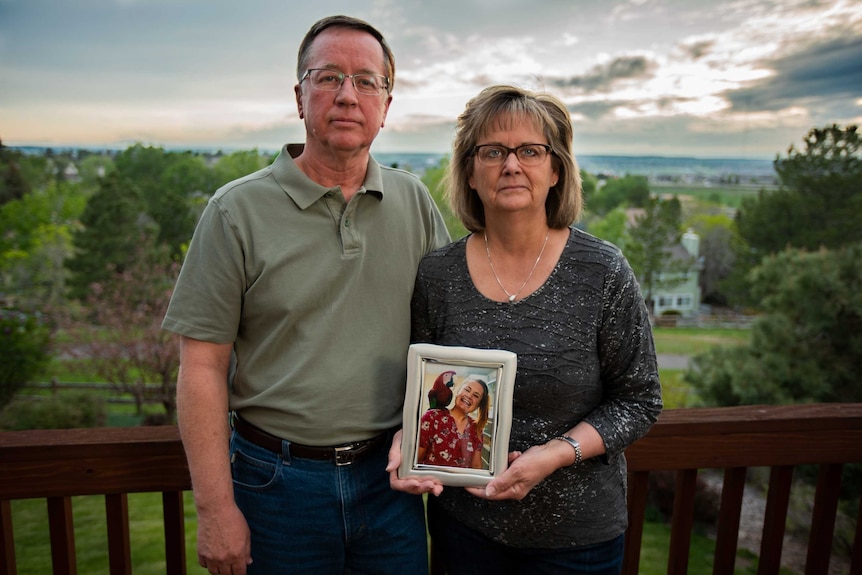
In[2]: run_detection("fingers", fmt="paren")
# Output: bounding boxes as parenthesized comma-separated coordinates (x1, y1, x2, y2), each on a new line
(385, 430, 403, 472)
(389, 465, 444, 496)
(201, 556, 252, 575)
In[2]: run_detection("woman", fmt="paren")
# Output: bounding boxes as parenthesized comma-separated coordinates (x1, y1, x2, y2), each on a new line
(417, 378, 490, 469)
(391, 85, 662, 574)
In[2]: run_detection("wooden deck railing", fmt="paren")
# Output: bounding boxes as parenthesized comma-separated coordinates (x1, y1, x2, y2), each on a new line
(1, 404, 861, 575)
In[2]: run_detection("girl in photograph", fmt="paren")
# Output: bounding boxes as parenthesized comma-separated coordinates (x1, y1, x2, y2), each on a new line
(416, 377, 490, 469)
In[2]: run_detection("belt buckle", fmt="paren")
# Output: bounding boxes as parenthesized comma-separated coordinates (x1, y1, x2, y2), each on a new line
(334, 444, 360, 466)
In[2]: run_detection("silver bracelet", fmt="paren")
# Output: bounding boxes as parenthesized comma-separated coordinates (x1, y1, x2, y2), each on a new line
(554, 435, 582, 465)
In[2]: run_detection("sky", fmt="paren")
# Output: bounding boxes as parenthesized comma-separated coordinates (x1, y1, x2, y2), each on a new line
(1, 0, 861, 159)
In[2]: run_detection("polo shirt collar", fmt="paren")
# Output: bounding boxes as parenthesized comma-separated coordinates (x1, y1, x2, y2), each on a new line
(272, 144, 385, 210)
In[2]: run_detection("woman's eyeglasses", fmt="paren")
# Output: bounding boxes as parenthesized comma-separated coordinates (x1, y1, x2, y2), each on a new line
(472, 144, 553, 167)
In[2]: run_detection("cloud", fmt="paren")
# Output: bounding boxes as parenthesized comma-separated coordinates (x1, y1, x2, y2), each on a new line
(3, 0, 860, 158)
(551, 55, 658, 92)
(567, 100, 625, 120)
(678, 38, 718, 61)
(725, 35, 862, 120)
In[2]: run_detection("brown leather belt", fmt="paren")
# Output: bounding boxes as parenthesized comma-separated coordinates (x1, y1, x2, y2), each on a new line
(233, 414, 390, 466)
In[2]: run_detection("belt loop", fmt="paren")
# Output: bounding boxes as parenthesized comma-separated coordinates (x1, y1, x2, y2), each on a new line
(282, 439, 292, 464)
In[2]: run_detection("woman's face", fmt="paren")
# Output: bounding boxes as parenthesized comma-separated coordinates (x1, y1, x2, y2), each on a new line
(468, 117, 558, 218)
(455, 380, 486, 414)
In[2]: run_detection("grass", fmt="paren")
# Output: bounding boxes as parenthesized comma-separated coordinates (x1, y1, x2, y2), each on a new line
(11, 492, 202, 574)
(652, 326, 750, 356)
(660, 369, 694, 409)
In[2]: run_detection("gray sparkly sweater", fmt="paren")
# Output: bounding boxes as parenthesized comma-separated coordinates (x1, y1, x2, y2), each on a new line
(411, 227, 663, 548)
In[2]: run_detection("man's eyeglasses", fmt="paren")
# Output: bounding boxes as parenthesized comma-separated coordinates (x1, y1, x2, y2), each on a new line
(301, 68, 390, 96)
(472, 144, 553, 167)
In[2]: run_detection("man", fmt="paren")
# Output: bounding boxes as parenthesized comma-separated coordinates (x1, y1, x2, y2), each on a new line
(162, 15, 450, 575)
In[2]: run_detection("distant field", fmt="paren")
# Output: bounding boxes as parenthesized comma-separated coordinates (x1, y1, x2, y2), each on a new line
(651, 184, 766, 208)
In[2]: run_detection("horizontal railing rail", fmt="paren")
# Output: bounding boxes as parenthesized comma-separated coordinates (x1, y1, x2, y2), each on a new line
(2, 404, 861, 575)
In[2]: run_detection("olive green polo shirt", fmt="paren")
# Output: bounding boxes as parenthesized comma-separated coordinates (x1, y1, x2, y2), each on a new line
(163, 144, 450, 444)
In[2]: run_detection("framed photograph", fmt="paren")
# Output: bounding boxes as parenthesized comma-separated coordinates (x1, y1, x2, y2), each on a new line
(399, 343, 517, 487)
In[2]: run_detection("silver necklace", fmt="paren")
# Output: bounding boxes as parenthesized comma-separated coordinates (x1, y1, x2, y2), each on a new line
(483, 230, 550, 303)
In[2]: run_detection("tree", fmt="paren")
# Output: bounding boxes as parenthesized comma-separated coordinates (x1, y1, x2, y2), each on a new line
(0, 310, 52, 409)
(579, 169, 598, 210)
(0, 181, 86, 308)
(586, 206, 629, 251)
(686, 243, 862, 406)
(626, 196, 686, 310)
(421, 156, 467, 240)
(213, 149, 271, 188)
(76, 153, 115, 194)
(65, 171, 149, 300)
(156, 152, 213, 256)
(736, 125, 862, 255)
(688, 213, 741, 306)
(587, 174, 650, 215)
(0, 140, 31, 206)
(59, 241, 181, 421)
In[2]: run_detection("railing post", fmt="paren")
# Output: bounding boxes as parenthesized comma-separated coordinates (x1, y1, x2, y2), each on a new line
(163, 491, 187, 575)
(47, 496, 77, 575)
(805, 463, 842, 575)
(0, 500, 17, 575)
(713, 466, 747, 575)
(851, 493, 862, 575)
(105, 494, 132, 575)
(758, 465, 793, 575)
(623, 471, 649, 575)
(667, 469, 698, 575)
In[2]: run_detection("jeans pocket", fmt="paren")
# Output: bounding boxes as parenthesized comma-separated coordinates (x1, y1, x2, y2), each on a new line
(231, 447, 280, 491)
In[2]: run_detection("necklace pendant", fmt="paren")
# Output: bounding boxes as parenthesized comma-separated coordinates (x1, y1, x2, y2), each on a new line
(508, 295, 516, 303)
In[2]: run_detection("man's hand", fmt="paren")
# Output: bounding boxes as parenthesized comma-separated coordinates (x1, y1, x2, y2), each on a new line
(196, 503, 253, 575)
(386, 429, 444, 496)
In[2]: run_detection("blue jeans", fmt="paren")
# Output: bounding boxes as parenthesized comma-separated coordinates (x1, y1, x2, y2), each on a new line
(427, 498, 624, 575)
(230, 429, 428, 574)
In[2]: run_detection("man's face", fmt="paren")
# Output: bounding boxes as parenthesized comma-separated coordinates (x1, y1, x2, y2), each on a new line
(294, 27, 392, 156)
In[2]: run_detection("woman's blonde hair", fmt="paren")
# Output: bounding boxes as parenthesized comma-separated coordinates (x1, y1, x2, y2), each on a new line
(445, 85, 582, 232)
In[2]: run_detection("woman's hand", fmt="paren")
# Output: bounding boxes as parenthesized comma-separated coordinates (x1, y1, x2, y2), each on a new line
(386, 429, 445, 496)
(465, 445, 558, 500)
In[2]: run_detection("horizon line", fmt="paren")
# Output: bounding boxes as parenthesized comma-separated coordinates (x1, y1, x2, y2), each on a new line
(6, 143, 776, 163)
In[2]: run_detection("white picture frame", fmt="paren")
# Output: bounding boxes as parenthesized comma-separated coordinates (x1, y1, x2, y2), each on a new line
(398, 343, 517, 487)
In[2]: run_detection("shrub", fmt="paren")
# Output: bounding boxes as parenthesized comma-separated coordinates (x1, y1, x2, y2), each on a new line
(0, 393, 106, 430)
(0, 309, 53, 409)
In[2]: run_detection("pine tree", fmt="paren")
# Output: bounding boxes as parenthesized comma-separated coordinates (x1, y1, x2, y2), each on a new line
(65, 172, 149, 300)
(736, 124, 861, 254)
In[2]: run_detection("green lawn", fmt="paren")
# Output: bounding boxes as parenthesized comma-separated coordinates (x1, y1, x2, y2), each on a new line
(653, 327, 750, 356)
(11, 492, 202, 574)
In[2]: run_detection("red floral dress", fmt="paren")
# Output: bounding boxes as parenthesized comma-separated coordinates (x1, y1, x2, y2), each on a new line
(417, 408, 481, 468)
